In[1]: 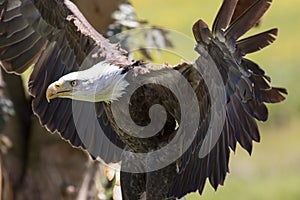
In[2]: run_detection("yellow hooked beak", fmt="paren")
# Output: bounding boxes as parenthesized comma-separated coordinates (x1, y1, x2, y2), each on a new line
(46, 81, 72, 102)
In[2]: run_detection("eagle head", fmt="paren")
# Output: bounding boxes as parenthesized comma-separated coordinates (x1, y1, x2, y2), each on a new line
(46, 62, 129, 103)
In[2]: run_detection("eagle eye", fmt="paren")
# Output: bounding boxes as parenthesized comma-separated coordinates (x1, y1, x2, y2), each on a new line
(70, 80, 78, 87)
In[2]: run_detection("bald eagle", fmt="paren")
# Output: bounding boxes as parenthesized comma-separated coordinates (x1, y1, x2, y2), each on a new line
(0, 0, 286, 199)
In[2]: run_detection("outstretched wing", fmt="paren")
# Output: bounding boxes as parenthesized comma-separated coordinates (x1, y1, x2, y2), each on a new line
(169, 0, 286, 197)
(0, 0, 127, 162)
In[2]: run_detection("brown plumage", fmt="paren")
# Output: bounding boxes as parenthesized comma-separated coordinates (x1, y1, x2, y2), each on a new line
(232, 0, 264, 26)
(0, 0, 286, 199)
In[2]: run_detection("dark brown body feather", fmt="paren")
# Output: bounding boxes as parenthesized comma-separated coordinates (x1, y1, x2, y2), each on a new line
(0, 0, 286, 199)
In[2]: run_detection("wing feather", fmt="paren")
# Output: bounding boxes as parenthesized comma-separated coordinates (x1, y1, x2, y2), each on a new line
(212, 0, 238, 34)
(237, 28, 277, 55)
(0, 26, 34, 47)
(225, 0, 272, 40)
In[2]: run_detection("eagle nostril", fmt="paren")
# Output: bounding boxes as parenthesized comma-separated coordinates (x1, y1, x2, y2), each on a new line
(55, 83, 61, 88)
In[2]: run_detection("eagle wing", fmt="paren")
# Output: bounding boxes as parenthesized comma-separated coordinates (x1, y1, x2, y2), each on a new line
(0, 0, 127, 162)
(168, 0, 287, 197)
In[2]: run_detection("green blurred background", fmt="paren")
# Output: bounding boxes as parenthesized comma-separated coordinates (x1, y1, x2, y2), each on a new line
(131, 0, 300, 199)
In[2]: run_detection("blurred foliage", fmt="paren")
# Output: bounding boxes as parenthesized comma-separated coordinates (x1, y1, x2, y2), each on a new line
(131, 0, 300, 199)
